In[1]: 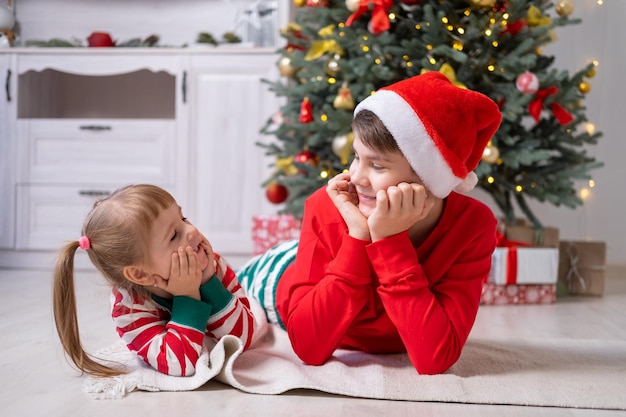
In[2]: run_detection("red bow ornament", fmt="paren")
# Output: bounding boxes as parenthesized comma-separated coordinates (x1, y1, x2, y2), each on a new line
(345, 0, 393, 35)
(528, 86, 574, 126)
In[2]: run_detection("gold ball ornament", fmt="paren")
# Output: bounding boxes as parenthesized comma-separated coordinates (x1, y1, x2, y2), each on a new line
(555, 0, 574, 17)
(332, 133, 354, 165)
(469, 0, 497, 8)
(325, 56, 341, 77)
(481, 144, 500, 164)
(293, 0, 306, 7)
(587, 67, 596, 78)
(578, 81, 591, 94)
(278, 56, 299, 78)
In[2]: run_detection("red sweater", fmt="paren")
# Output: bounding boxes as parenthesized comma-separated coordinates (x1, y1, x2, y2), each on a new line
(276, 187, 497, 374)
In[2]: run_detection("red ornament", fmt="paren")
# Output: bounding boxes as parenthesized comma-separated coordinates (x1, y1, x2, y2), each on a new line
(501, 19, 527, 36)
(294, 150, 320, 167)
(299, 97, 314, 123)
(282, 28, 309, 51)
(495, 1, 509, 12)
(87, 32, 115, 47)
(266, 182, 288, 204)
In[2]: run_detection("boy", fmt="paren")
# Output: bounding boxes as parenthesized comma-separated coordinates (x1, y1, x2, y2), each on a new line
(240, 72, 502, 374)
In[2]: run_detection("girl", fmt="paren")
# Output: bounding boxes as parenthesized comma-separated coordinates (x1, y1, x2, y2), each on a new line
(53, 184, 257, 377)
(239, 72, 502, 375)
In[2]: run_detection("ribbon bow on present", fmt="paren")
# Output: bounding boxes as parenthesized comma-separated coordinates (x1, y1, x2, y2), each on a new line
(345, 0, 393, 35)
(496, 232, 532, 285)
(528, 87, 574, 126)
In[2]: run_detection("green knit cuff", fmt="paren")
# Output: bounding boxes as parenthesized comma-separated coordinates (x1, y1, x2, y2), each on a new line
(170, 296, 212, 331)
(200, 275, 234, 314)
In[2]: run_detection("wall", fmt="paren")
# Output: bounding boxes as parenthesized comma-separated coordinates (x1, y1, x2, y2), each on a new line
(12, 0, 280, 47)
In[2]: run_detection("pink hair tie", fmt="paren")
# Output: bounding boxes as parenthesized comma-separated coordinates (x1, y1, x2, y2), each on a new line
(78, 236, 91, 250)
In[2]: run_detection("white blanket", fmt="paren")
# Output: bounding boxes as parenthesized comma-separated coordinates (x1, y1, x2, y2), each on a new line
(84, 322, 626, 410)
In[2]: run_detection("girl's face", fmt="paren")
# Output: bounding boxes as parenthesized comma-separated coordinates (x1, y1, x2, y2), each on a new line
(146, 202, 214, 282)
(349, 135, 424, 218)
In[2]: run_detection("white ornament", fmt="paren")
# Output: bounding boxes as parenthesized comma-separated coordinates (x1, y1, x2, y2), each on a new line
(346, 0, 360, 12)
(515, 71, 539, 95)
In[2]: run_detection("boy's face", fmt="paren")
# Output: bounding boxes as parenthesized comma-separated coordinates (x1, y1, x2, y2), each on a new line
(349, 135, 424, 218)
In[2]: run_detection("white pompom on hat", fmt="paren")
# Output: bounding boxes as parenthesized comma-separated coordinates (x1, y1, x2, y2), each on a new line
(354, 72, 502, 198)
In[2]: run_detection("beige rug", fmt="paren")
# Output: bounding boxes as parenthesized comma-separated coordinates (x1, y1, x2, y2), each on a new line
(84, 322, 626, 410)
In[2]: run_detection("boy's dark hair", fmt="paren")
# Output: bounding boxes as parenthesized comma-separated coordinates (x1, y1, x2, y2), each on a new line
(352, 109, 401, 154)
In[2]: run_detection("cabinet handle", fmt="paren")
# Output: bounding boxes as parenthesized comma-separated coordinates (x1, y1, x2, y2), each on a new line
(79, 125, 112, 131)
(78, 190, 111, 198)
(4, 69, 10, 102)
(182, 70, 187, 104)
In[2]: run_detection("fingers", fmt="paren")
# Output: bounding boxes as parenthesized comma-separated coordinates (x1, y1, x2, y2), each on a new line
(171, 250, 180, 279)
(326, 172, 351, 194)
(326, 173, 358, 209)
(382, 182, 426, 210)
(170, 246, 199, 278)
(186, 246, 199, 275)
(161, 246, 202, 297)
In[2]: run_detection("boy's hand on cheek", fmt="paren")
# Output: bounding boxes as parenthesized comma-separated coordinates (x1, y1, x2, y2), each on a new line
(326, 173, 370, 241)
(368, 183, 431, 241)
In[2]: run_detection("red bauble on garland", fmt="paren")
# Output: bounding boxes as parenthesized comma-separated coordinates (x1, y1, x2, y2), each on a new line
(266, 182, 289, 204)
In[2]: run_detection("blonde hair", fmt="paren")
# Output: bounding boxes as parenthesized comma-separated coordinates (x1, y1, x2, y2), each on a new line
(52, 184, 176, 377)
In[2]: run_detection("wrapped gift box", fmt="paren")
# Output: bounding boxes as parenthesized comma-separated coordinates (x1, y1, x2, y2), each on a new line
(557, 240, 607, 296)
(502, 219, 560, 248)
(481, 282, 556, 305)
(490, 246, 559, 285)
(252, 215, 301, 255)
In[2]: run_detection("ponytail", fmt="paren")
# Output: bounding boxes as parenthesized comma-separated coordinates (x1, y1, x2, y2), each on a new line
(52, 241, 126, 377)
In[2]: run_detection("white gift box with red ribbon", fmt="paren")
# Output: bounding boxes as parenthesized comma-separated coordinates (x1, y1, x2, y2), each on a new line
(490, 247, 559, 285)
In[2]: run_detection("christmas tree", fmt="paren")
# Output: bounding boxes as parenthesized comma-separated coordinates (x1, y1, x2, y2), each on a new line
(258, 0, 602, 228)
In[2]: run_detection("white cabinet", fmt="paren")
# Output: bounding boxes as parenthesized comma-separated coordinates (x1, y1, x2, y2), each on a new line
(0, 49, 279, 266)
(0, 54, 16, 249)
(2, 50, 188, 253)
(188, 52, 279, 255)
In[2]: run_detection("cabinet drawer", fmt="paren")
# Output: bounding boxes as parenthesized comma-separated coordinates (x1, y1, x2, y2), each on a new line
(15, 184, 175, 250)
(17, 120, 176, 184)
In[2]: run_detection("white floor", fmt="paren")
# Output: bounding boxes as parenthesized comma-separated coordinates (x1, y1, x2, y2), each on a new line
(1, 263, 625, 417)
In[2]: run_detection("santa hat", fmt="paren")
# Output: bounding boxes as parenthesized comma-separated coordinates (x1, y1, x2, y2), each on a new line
(354, 72, 502, 198)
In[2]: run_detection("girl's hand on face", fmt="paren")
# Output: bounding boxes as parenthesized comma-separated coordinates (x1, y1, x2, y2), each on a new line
(155, 246, 202, 300)
(200, 239, 216, 284)
(326, 172, 370, 241)
(368, 182, 435, 241)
